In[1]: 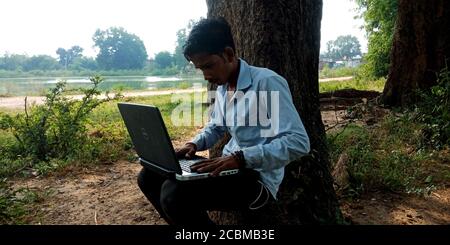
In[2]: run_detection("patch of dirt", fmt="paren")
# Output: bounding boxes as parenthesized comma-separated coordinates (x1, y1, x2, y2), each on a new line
(340, 189, 450, 224)
(15, 161, 165, 225)
(13, 140, 209, 225)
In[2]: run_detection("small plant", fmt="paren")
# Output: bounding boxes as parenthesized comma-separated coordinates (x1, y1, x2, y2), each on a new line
(0, 179, 26, 224)
(0, 76, 122, 163)
(415, 62, 450, 149)
(0, 178, 51, 224)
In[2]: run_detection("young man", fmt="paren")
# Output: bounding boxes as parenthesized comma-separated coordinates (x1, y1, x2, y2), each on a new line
(137, 18, 310, 225)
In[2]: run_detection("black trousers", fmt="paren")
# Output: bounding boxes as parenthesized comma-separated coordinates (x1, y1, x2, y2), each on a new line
(137, 167, 269, 225)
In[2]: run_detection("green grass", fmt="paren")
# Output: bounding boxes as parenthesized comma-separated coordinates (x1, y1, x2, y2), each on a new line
(319, 66, 358, 79)
(100, 93, 205, 140)
(328, 114, 450, 197)
(319, 78, 386, 93)
(62, 93, 205, 168)
(176, 81, 192, 90)
(0, 178, 51, 224)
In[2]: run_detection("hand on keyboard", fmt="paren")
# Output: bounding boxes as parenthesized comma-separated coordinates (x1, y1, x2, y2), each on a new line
(190, 155, 242, 177)
(175, 143, 197, 159)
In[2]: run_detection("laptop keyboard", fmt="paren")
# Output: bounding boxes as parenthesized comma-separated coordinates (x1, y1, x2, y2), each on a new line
(179, 159, 201, 173)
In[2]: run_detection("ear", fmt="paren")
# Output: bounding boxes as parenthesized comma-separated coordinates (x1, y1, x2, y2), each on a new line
(223, 47, 236, 63)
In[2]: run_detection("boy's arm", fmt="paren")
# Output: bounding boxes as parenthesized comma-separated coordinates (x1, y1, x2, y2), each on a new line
(242, 76, 310, 170)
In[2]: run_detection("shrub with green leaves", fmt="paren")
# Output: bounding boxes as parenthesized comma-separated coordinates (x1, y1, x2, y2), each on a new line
(0, 76, 121, 162)
(416, 64, 450, 149)
(354, 0, 398, 79)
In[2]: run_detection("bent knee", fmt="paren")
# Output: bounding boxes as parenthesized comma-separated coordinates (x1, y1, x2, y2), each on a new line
(137, 168, 148, 189)
(160, 179, 180, 211)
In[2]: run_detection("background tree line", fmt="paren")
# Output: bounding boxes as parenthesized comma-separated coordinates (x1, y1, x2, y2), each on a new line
(0, 21, 199, 76)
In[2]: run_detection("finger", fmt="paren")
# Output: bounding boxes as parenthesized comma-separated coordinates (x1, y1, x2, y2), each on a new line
(210, 165, 225, 177)
(175, 148, 187, 158)
(210, 158, 234, 176)
(176, 152, 184, 158)
(176, 151, 184, 158)
(191, 158, 214, 167)
(190, 160, 213, 170)
(193, 160, 214, 172)
(198, 162, 221, 173)
(185, 148, 196, 158)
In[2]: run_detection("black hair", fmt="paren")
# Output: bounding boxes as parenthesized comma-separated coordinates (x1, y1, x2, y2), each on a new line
(183, 17, 236, 60)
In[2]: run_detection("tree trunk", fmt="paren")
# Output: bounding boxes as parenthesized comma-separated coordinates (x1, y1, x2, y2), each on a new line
(382, 0, 450, 107)
(206, 0, 344, 224)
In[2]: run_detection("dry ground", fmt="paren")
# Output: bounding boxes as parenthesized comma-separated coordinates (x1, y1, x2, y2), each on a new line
(14, 152, 450, 225)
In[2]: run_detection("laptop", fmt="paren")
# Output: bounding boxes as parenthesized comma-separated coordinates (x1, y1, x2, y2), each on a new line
(117, 102, 239, 181)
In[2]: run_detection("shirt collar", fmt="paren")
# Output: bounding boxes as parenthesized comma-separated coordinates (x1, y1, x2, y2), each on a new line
(236, 58, 252, 91)
(218, 58, 252, 94)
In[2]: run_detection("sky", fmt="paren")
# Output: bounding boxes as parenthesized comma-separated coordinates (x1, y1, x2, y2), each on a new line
(0, 0, 366, 59)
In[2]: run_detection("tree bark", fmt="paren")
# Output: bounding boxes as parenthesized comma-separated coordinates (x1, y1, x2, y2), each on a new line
(382, 0, 450, 107)
(206, 0, 344, 224)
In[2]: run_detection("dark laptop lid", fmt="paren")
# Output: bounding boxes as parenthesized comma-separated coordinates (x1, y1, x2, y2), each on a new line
(118, 103, 182, 174)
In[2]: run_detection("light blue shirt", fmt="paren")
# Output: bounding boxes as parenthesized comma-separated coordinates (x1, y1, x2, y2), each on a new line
(191, 59, 310, 199)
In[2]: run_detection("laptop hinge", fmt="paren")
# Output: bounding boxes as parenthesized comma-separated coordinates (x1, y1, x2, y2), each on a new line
(139, 158, 177, 178)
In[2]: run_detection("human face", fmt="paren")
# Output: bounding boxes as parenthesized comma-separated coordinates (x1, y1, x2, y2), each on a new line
(189, 52, 233, 86)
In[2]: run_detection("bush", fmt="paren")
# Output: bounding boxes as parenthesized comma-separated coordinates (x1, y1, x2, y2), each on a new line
(0, 76, 121, 163)
(415, 63, 450, 149)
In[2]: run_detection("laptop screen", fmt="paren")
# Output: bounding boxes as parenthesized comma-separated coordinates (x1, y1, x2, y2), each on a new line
(118, 103, 181, 174)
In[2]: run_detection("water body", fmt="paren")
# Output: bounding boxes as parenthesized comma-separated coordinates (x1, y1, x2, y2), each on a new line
(0, 76, 206, 96)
